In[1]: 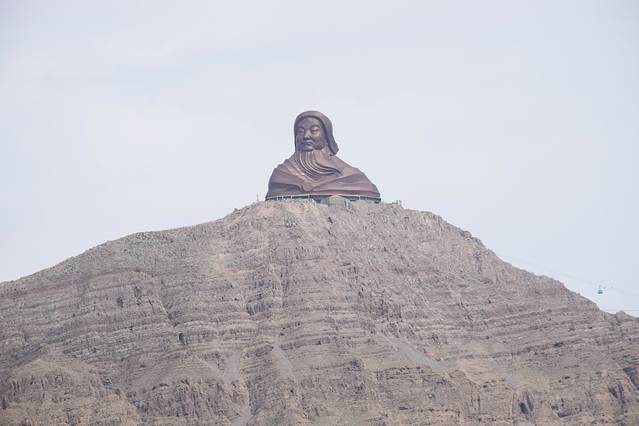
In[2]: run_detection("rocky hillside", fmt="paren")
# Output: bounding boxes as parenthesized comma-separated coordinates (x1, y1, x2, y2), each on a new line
(1, 200, 638, 425)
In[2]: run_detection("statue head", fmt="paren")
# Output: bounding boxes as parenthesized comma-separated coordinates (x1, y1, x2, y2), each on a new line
(294, 111, 339, 155)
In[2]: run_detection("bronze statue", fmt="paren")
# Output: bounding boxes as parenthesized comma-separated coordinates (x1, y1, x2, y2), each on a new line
(266, 111, 381, 202)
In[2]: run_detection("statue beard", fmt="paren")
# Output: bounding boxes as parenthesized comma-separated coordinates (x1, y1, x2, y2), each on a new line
(293, 147, 341, 179)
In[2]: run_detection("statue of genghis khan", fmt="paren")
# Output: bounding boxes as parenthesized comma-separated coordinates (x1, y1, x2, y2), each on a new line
(266, 111, 381, 202)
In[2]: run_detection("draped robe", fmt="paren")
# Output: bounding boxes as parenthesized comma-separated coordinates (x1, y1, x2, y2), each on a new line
(266, 152, 380, 201)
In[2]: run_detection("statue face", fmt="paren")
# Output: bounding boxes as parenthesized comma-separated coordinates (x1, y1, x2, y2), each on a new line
(295, 117, 327, 152)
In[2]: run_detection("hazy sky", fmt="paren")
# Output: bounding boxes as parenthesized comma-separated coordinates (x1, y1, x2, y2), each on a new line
(1, 1, 638, 314)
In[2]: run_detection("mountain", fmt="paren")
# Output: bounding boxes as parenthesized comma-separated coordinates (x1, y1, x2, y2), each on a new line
(1, 200, 638, 425)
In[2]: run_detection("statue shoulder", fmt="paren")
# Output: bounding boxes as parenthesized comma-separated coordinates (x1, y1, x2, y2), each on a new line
(330, 155, 363, 175)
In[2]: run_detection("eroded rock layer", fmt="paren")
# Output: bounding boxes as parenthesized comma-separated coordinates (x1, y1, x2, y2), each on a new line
(1, 201, 638, 425)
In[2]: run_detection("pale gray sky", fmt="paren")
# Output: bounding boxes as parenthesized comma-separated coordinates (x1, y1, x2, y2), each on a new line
(1, 0, 638, 314)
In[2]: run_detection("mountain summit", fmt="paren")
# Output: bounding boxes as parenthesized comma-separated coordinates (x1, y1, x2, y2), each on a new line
(1, 201, 638, 425)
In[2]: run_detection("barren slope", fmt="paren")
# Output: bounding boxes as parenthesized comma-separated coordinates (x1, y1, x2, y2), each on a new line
(1, 201, 638, 425)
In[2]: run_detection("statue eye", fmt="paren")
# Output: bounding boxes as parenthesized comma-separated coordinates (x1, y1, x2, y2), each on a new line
(296, 128, 304, 133)
(311, 126, 320, 133)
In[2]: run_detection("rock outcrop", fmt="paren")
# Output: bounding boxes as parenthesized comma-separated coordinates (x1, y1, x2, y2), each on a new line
(1, 201, 638, 425)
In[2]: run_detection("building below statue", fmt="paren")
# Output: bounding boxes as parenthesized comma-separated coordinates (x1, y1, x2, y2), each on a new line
(266, 111, 381, 202)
